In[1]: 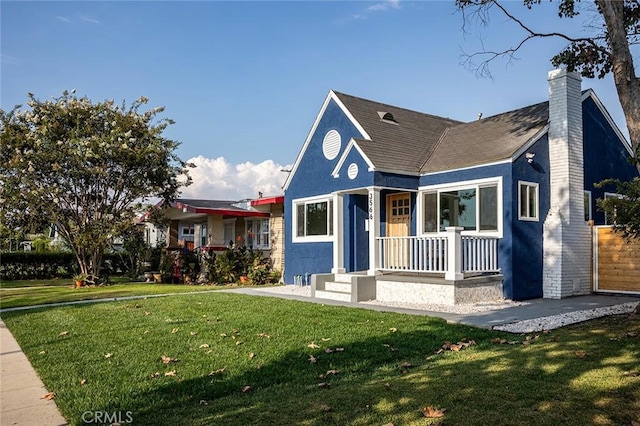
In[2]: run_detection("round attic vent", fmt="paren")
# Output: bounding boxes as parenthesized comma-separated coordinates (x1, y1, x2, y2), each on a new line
(322, 130, 341, 160)
(347, 163, 358, 180)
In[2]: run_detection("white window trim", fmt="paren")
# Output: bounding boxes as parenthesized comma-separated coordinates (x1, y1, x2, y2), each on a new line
(417, 176, 503, 238)
(584, 190, 592, 222)
(245, 218, 271, 250)
(292, 194, 334, 243)
(180, 223, 195, 238)
(518, 181, 539, 222)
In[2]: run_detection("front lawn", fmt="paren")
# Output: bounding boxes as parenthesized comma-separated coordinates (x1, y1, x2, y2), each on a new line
(0, 281, 228, 309)
(2, 292, 639, 425)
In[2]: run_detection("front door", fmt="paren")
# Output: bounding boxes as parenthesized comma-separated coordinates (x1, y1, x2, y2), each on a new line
(386, 193, 411, 268)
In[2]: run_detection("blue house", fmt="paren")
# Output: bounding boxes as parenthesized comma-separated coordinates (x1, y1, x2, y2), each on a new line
(283, 69, 638, 304)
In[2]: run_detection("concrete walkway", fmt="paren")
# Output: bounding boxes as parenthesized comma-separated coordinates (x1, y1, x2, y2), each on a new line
(224, 287, 640, 329)
(0, 320, 67, 425)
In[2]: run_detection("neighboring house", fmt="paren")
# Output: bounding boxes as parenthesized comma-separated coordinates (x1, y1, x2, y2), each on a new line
(283, 69, 638, 304)
(143, 197, 285, 273)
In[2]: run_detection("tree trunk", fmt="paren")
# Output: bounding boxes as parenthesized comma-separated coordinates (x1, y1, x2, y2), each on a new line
(596, 0, 640, 171)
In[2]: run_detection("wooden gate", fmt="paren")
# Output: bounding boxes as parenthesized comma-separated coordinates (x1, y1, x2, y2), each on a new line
(593, 226, 640, 294)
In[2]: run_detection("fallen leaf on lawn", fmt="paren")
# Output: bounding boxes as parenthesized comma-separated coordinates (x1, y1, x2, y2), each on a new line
(38, 350, 46, 355)
(335, 347, 344, 352)
(318, 403, 332, 412)
(209, 368, 226, 376)
(308, 355, 318, 363)
(308, 342, 320, 349)
(574, 351, 588, 359)
(399, 362, 414, 369)
(324, 348, 334, 353)
(161, 355, 178, 364)
(249, 352, 256, 359)
(389, 327, 398, 332)
(150, 372, 160, 378)
(257, 333, 271, 338)
(241, 386, 252, 393)
(235, 341, 243, 346)
(164, 371, 177, 376)
(216, 317, 222, 322)
(384, 382, 391, 389)
(325, 369, 338, 376)
(199, 344, 210, 349)
(171, 328, 179, 334)
(104, 353, 113, 358)
(626, 331, 637, 338)
(623, 371, 639, 377)
(41, 392, 56, 400)
(59, 331, 69, 336)
(450, 344, 462, 352)
(492, 338, 508, 344)
(422, 406, 446, 418)
(190, 331, 198, 336)
(321, 338, 331, 342)
(199, 400, 208, 405)
(143, 330, 150, 335)
(145, 311, 152, 316)
(220, 333, 228, 337)
(317, 382, 330, 389)
(232, 329, 240, 335)
(80, 379, 87, 385)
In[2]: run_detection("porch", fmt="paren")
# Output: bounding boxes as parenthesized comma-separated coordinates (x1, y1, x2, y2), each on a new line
(314, 227, 503, 305)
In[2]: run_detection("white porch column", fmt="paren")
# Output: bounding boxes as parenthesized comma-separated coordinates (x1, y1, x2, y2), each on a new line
(332, 192, 345, 273)
(193, 224, 202, 250)
(445, 226, 464, 281)
(367, 188, 381, 276)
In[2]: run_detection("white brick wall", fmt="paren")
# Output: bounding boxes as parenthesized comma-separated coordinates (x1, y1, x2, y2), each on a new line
(543, 69, 591, 299)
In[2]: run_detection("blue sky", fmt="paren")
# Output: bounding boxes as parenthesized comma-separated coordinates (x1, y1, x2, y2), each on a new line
(1, 1, 627, 199)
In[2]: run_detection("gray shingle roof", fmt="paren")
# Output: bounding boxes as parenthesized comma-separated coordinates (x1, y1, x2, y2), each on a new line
(422, 101, 549, 173)
(333, 91, 462, 173)
(332, 91, 550, 174)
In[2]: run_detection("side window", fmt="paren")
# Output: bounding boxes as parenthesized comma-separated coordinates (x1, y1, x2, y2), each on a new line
(584, 191, 592, 222)
(518, 181, 539, 221)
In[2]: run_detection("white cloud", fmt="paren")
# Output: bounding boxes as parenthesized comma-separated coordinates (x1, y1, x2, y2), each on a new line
(367, 0, 401, 12)
(81, 16, 100, 24)
(56, 16, 72, 23)
(179, 156, 291, 200)
(352, 0, 401, 19)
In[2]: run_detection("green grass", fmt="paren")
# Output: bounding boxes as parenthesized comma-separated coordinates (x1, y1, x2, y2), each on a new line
(2, 292, 639, 425)
(0, 280, 230, 309)
(0, 276, 133, 289)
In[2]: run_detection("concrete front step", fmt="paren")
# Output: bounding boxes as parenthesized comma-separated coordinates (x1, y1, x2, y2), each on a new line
(314, 289, 352, 302)
(324, 281, 352, 293)
(333, 273, 353, 283)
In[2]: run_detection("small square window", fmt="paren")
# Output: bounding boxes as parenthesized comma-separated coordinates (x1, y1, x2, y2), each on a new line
(518, 181, 539, 221)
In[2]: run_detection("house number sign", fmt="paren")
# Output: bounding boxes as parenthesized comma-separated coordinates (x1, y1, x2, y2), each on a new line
(368, 193, 374, 219)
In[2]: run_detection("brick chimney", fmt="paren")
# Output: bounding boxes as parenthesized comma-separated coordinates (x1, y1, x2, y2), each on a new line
(542, 69, 591, 299)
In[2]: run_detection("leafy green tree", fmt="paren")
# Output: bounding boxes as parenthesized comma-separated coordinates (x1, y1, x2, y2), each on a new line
(596, 178, 640, 239)
(0, 91, 192, 276)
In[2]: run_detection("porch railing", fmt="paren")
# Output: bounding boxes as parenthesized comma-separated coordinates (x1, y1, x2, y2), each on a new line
(377, 236, 448, 273)
(376, 227, 500, 280)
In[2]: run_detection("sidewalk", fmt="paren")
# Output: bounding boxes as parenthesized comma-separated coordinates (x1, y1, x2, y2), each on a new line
(0, 320, 68, 426)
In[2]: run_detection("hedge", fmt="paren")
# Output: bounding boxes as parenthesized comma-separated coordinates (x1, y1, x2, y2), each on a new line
(0, 252, 127, 281)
